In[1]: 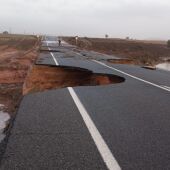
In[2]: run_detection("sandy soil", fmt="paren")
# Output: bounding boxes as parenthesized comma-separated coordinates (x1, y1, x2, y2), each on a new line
(63, 37, 170, 66)
(0, 35, 40, 115)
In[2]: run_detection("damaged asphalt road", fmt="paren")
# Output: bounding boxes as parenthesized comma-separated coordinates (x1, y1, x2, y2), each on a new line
(0, 36, 170, 170)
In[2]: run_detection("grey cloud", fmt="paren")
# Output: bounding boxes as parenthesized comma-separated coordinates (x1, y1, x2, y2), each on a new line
(0, 0, 170, 39)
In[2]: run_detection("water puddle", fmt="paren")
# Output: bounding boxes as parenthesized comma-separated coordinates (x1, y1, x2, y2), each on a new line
(0, 104, 10, 142)
(43, 41, 57, 44)
(156, 62, 170, 71)
(23, 65, 125, 95)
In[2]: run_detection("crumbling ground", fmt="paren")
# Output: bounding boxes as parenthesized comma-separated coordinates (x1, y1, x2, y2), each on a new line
(0, 34, 40, 115)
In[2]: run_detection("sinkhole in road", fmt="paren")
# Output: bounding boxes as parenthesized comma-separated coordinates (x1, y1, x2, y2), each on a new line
(23, 65, 125, 95)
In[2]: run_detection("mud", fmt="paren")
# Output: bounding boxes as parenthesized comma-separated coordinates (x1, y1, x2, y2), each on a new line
(0, 35, 40, 115)
(23, 65, 125, 95)
(108, 59, 136, 65)
(108, 58, 157, 70)
(0, 83, 23, 114)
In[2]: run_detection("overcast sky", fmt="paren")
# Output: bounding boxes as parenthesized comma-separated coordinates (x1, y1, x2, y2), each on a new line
(0, 0, 170, 39)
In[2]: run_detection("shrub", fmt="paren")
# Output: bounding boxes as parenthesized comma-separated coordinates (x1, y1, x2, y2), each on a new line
(167, 40, 170, 48)
(105, 34, 109, 38)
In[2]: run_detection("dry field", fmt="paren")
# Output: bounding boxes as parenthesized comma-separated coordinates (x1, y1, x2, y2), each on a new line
(63, 37, 170, 66)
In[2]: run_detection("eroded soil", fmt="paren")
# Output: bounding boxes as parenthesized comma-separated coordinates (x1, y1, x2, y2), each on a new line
(108, 59, 136, 65)
(23, 65, 125, 95)
(0, 35, 40, 115)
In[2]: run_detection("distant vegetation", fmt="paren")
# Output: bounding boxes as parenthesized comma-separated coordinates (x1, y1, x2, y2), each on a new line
(167, 40, 170, 48)
(105, 34, 109, 38)
(2, 31, 9, 34)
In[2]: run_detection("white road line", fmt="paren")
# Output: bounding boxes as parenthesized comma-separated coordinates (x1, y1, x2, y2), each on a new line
(68, 87, 121, 170)
(164, 85, 170, 88)
(93, 60, 170, 92)
(46, 40, 59, 66)
(162, 86, 170, 90)
(50, 52, 59, 66)
(46, 38, 121, 170)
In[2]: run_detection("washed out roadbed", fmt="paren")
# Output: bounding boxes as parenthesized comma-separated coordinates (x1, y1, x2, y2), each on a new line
(23, 65, 125, 95)
(0, 34, 40, 116)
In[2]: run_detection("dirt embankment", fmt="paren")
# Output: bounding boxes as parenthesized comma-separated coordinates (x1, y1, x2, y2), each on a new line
(63, 37, 170, 66)
(0, 35, 40, 115)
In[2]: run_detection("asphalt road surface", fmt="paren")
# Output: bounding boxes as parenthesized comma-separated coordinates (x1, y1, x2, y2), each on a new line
(0, 36, 170, 170)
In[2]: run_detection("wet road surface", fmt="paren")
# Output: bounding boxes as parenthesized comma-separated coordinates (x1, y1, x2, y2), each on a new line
(0, 36, 170, 170)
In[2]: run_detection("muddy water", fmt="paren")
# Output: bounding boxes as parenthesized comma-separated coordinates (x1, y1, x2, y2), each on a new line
(0, 104, 10, 142)
(156, 62, 170, 71)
